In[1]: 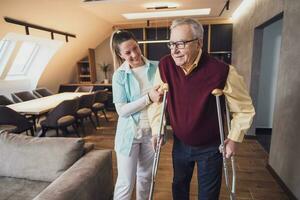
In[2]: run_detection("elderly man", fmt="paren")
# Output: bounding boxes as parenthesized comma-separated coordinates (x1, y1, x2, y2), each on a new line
(149, 18, 255, 200)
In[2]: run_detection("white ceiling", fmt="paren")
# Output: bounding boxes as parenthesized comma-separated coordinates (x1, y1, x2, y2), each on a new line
(80, 0, 243, 24)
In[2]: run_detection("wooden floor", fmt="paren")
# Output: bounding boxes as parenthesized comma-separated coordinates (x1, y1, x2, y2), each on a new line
(82, 111, 289, 200)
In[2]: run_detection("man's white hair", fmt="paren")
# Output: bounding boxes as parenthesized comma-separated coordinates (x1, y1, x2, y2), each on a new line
(170, 18, 204, 40)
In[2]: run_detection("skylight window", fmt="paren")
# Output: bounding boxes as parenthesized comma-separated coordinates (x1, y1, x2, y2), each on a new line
(0, 32, 63, 97)
(0, 40, 7, 58)
(7, 41, 39, 76)
(0, 40, 7, 75)
(0, 39, 14, 76)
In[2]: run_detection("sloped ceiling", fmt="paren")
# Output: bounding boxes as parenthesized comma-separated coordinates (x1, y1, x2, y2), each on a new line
(0, 0, 242, 92)
(0, 0, 113, 92)
(81, 0, 242, 24)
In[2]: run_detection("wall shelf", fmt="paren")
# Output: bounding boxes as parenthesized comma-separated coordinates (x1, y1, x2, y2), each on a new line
(77, 49, 97, 83)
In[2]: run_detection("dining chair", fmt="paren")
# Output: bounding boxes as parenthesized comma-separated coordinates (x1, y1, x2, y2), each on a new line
(0, 106, 34, 136)
(40, 98, 80, 137)
(75, 86, 93, 93)
(92, 90, 109, 128)
(11, 91, 40, 131)
(76, 93, 96, 135)
(11, 91, 38, 103)
(0, 95, 14, 106)
(58, 85, 78, 93)
(33, 87, 54, 98)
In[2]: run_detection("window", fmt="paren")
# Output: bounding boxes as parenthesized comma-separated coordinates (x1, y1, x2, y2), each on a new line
(0, 40, 8, 58)
(0, 32, 63, 96)
(7, 41, 39, 76)
(0, 39, 13, 76)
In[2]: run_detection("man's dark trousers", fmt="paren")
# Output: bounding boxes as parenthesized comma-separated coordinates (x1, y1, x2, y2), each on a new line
(172, 134, 223, 200)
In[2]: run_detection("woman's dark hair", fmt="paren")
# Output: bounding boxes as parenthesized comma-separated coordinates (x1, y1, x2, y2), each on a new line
(110, 30, 138, 70)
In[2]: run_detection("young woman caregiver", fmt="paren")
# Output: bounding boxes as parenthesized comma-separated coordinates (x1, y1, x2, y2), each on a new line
(110, 30, 161, 200)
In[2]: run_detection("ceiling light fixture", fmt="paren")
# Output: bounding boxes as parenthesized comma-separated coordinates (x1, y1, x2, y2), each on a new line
(138, 40, 169, 44)
(144, 2, 179, 10)
(123, 8, 211, 20)
(147, 6, 176, 10)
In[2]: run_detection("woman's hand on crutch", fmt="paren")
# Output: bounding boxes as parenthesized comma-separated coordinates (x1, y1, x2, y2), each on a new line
(148, 85, 163, 103)
(224, 138, 238, 158)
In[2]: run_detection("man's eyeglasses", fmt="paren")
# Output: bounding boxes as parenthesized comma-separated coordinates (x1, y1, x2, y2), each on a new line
(167, 38, 198, 49)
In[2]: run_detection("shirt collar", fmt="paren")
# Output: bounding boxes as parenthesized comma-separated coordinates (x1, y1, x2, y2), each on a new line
(181, 49, 202, 75)
(119, 56, 150, 74)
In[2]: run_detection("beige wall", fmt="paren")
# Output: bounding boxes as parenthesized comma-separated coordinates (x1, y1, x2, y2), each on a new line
(224, 0, 283, 137)
(232, 0, 300, 198)
(231, 0, 284, 87)
(95, 37, 114, 83)
(0, 0, 113, 92)
(269, 0, 300, 198)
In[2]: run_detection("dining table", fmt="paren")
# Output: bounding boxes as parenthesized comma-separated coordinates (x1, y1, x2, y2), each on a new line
(7, 92, 88, 115)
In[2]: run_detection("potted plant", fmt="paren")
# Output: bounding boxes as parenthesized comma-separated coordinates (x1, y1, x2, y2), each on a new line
(99, 62, 111, 84)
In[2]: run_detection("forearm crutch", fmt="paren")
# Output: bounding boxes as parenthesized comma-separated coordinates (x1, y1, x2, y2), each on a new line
(212, 89, 236, 200)
(149, 84, 168, 200)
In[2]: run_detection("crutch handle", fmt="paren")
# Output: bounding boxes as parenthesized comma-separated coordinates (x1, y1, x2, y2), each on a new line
(211, 88, 223, 96)
(158, 83, 169, 93)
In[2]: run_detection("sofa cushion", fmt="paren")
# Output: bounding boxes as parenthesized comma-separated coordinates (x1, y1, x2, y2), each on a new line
(0, 177, 50, 200)
(0, 133, 84, 182)
(34, 150, 113, 200)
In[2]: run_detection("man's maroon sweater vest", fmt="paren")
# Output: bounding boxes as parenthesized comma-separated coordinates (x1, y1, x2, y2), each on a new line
(159, 52, 229, 146)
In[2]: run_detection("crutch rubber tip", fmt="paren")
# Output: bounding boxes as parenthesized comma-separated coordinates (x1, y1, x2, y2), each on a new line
(211, 89, 223, 96)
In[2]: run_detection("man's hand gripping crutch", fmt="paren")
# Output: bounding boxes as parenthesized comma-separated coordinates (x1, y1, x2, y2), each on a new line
(149, 83, 168, 200)
(212, 89, 236, 200)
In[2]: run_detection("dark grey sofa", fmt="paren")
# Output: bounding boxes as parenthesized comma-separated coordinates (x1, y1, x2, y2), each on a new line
(0, 133, 113, 200)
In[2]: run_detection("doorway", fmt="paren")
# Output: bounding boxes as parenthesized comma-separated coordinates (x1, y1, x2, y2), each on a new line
(251, 14, 283, 153)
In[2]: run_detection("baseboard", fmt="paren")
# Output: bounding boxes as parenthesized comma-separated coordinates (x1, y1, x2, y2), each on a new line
(266, 164, 298, 200)
(256, 128, 272, 135)
(244, 135, 257, 139)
